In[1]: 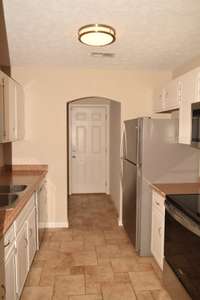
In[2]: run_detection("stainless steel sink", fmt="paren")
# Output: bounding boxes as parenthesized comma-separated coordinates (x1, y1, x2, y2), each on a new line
(0, 185, 27, 193)
(0, 194, 18, 208)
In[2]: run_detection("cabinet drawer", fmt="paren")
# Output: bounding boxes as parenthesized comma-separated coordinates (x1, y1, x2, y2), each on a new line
(152, 190, 165, 214)
(3, 224, 15, 260)
(15, 195, 35, 234)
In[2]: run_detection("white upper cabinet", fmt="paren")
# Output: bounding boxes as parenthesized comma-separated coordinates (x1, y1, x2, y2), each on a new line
(164, 79, 180, 110)
(153, 79, 180, 113)
(0, 70, 25, 143)
(153, 87, 165, 113)
(193, 67, 200, 103)
(15, 81, 25, 141)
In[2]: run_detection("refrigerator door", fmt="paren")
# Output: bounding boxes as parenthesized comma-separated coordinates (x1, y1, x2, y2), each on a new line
(122, 159, 138, 249)
(124, 119, 138, 163)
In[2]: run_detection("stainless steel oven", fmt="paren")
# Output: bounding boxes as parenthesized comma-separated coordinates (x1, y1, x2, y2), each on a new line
(192, 102, 200, 148)
(164, 194, 200, 300)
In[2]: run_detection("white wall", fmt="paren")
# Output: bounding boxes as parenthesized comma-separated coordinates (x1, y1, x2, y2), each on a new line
(11, 66, 171, 226)
(109, 100, 121, 214)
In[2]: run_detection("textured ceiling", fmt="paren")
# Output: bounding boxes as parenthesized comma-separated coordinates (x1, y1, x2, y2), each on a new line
(3, 0, 200, 70)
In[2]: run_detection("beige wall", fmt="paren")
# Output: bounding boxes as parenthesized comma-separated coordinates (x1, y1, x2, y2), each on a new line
(173, 56, 200, 78)
(109, 100, 121, 214)
(11, 66, 171, 226)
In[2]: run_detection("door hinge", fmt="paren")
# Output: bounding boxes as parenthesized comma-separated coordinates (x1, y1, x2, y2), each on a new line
(105, 114, 108, 120)
(105, 181, 107, 187)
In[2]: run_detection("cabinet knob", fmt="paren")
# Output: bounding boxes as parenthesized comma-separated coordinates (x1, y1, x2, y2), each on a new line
(24, 237, 28, 248)
(4, 240, 10, 248)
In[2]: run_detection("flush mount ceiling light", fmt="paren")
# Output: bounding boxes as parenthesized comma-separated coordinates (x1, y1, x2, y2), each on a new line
(78, 24, 116, 46)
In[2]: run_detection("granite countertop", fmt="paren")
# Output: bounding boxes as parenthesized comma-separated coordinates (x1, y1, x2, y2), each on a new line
(0, 165, 48, 238)
(152, 182, 200, 197)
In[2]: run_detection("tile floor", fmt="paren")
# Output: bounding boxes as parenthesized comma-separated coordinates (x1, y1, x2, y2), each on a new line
(21, 194, 171, 300)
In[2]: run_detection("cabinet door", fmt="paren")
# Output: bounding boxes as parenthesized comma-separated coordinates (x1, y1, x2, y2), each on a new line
(194, 68, 200, 103)
(15, 82, 25, 140)
(165, 79, 179, 110)
(3, 75, 16, 142)
(178, 99, 192, 144)
(153, 87, 165, 113)
(15, 223, 29, 296)
(5, 248, 17, 300)
(27, 208, 37, 267)
(151, 207, 165, 270)
(0, 241, 6, 299)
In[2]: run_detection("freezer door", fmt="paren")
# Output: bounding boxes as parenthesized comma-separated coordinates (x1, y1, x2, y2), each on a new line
(122, 159, 138, 248)
(124, 119, 138, 163)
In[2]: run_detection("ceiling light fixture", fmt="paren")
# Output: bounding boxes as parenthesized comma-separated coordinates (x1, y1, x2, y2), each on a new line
(78, 24, 116, 46)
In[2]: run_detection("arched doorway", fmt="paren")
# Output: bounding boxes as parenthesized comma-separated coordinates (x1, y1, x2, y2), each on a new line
(66, 96, 122, 226)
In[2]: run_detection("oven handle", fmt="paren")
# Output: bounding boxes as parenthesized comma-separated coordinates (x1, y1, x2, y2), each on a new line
(165, 201, 200, 238)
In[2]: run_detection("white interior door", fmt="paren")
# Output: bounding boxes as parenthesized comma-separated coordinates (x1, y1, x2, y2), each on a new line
(70, 105, 107, 194)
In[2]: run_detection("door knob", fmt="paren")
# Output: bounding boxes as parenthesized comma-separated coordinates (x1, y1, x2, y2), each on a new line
(72, 155, 76, 158)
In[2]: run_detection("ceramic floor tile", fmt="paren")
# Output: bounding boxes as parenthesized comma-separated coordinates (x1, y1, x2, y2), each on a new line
(72, 250, 98, 266)
(50, 230, 73, 242)
(104, 229, 128, 241)
(136, 291, 154, 300)
(70, 266, 85, 275)
(20, 194, 164, 300)
(21, 287, 53, 300)
(102, 282, 137, 300)
(96, 245, 120, 260)
(113, 272, 131, 283)
(85, 264, 114, 283)
(151, 289, 172, 300)
(25, 267, 42, 286)
(40, 241, 61, 251)
(53, 274, 85, 298)
(60, 240, 84, 253)
(129, 271, 162, 292)
(69, 295, 102, 300)
(111, 257, 138, 272)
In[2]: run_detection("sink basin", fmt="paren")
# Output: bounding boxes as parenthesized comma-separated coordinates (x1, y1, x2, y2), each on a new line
(0, 194, 18, 208)
(0, 185, 27, 193)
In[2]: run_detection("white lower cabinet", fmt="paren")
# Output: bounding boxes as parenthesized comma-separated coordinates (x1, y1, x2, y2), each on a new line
(151, 191, 165, 270)
(5, 247, 17, 300)
(0, 250, 6, 300)
(27, 208, 37, 267)
(0, 193, 39, 300)
(15, 223, 29, 296)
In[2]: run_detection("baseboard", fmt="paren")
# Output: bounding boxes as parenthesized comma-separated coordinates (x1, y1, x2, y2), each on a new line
(44, 222, 69, 228)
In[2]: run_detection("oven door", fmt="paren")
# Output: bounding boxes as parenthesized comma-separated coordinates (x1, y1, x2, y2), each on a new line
(164, 201, 200, 300)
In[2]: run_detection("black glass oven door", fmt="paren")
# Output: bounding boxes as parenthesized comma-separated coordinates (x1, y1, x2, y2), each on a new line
(165, 202, 200, 300)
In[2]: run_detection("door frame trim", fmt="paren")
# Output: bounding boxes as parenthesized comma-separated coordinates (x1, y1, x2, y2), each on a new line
(68, 103, 110, 195)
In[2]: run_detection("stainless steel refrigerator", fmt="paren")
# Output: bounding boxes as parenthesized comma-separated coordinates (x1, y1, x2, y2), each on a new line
(122, 117, 199, 256)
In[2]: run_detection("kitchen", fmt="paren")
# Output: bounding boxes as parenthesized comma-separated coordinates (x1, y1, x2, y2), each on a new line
(0, 0, 200, 299)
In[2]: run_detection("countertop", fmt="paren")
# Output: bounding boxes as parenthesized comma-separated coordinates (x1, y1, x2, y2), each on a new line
(152, 182, 200, 197)
(0, 165, 48, 238)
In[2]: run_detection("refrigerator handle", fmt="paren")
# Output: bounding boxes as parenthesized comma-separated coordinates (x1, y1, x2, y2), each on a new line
(121, 123, 127, 159)
(120, 123, 126, 181)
